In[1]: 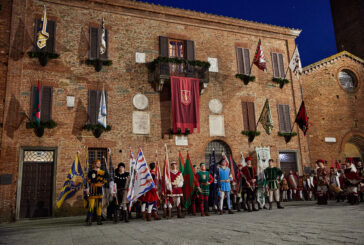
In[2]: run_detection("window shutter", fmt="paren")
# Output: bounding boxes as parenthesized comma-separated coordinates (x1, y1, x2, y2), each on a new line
(236, 48, 244, 74)
(46, 20, 56, 54)
(283, 104, 291, 132)
(242, 102, 249, 131)
(278, 53, 285, 78)
(41, 87, 52, 121)
(277, 104, 285, 132)
(30, 86, 37, 120)
(272, 52, 279, 78)
(159, 36, 169, 76)
(185, 40, 195, 61)
(89, 27, 99, 60)
(100, 29, 108, 60)
(243, 48, 250, 75)
(247, 102, 256, 131)
(88, 90, 98, 124)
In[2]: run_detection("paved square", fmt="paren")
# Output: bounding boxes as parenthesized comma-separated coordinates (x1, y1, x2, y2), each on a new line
(0, 201, 363, 245)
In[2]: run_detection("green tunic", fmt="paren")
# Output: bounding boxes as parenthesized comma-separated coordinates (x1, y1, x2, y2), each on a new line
(197, 171, 211, 196)
(264, 167, 282, 190)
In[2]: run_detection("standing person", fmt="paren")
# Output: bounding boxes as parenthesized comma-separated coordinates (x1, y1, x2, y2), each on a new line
(241, 157, 258, 212)
(197, 162, 213, 216)
(356, 161, 364, 202)
(236, 163, 246, 211)
(167, 161, 184, 218)
(191, 165, 201, 216)
(264, 159, 284, 210)
(306, 171, 316, 201)
(329, 167, 342, 202)
(114, 162, 130, 223)
(316, 159, 329, 205)
(344, 160, 361, 205)
(280, 174, 289, 202)
(218, 158, 234, 214)
(297, 176, 304, 201)
(288, 170, 298, 201)
(85, 159, 109, 225)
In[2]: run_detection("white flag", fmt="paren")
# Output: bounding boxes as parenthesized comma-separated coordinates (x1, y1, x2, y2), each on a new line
(240, 152, 246, 167)
(97, 85, 107, 128)
(37, 5, 49, 49)
(100, 18, 107, 55)
(289, 46, 302, 78)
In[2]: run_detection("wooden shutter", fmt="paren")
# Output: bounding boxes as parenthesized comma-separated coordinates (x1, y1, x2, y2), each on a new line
(278, 53, 285, 78)
(99, 29, 108, 60)
(185, 40, 195, 61)
(236, 48, 251, 75)
(277, 104, 291, 132)
(41, 87, 53, 121)
(30, 86, 37, 120)
(277, 104, 285, 132)
(89, 27, 99, 60)
(46, 20, 56, 54)
(243, 48, 250, 75)
(242, 102, 249, 131)
(88, 90, 98, 124)
(271, 52, 279, 78)
(236, 48, 244, 74)
(247, 102, 256, 131)
(159, 36, 169, 76)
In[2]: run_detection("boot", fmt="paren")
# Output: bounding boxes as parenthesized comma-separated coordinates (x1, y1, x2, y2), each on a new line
(247, 202, 252, 212)
(177, 206, 184, 218)
(242, 202, 248, 211)
(252, 201, 258, 211)
(86, 213, 92, 226)
(152, 211, 161, 220)
(113, 209, 119, 223)
(97, 216, 102, 225)
(168, 208, 172, 219)
(146, 213, 152, 222)
(228, 210, 234, 214)
(277, 202, 284, 209)
(236, 198, 241, 212)
(163, 208, 167, 218)
(268, 202, 272, 210)
(124, 210, 129, 223)
(141, 211, 146, 220)
(204, 202, 210, 216)
(201, 210, 205, 217)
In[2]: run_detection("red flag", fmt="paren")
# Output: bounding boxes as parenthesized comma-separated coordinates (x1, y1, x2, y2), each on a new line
(32, 81, 41, 126)
(178, 151, 185, 173)
(182, 152, 195, 208)
(170, 76, 200, 134)
(295, 101, 309, 135)
(336, 161, 341, 170)
(253, 39, 267, 72)
(155, 151, 162, 190)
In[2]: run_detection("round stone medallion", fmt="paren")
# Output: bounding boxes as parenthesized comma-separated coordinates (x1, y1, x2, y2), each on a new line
(132, 93, 148, 110)
(208, 99, 223, 114)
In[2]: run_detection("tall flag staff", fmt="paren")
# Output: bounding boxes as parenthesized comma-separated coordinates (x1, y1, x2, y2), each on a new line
(162, 144, 172, 207)
(36, 5, 49, 49)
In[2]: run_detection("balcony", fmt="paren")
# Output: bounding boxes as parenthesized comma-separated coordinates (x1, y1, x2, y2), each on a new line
(150, 57, 210, 94)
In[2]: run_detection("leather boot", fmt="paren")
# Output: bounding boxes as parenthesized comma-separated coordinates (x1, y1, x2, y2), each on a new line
(113, 209, 119, 223)
(247, 202, 252, 212)
(242, 202, 248, 211)
(269, 202, 272, 210)
(124, 210, 129, 223)
(168, 208, 172, 219)
(86, 213, 92, 225)
(146, 213, 152, 221)
(204, 202, 210, 216)
(163, 208, 167, 218)
(201, 210, 205, 216)
(141, 211, 146, 220)
(152, 211, 161, 220)
(252, 201, 258, 211)
(97, 216, 102, 225)
(177, 206, 184, 218)
(277, 202, 284, 209)
(236, 197, 241, 212)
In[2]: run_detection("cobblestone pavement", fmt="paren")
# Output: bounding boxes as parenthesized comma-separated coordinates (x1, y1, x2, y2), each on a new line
(0, 201, 363, 245)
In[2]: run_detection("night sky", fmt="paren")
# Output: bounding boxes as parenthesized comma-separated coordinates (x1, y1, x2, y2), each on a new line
(139, 0, 337, 67)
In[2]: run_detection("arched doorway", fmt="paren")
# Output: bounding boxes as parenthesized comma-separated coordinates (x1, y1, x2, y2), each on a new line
(204, 140, 232, 168)
(342, 134, 364, 163)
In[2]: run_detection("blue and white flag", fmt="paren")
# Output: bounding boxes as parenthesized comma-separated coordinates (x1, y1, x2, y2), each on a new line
(97, 85, 107, 128)
(37, 5, 49, 49)
(127, 147, 155, 210)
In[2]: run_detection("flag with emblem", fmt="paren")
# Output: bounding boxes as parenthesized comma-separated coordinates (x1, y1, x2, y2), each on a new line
(295, 101, 309, 135)
(97, 85, 107, 128)
(100, 18, 107, 55)
(56, 154, 84, 208)
(32, 81, 41, 126)
(289, 46, 302, 78)
(36, 5, 49, 49)
(170, 76, 200, 134)
(253, 39, 267, 72)
(257, 99, 273, 135)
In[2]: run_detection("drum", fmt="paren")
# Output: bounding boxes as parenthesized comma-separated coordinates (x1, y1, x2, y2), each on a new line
(329, 184, 342, 193)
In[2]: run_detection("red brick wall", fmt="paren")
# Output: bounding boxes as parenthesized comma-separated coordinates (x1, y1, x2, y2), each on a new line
(0, 0, 309, 220)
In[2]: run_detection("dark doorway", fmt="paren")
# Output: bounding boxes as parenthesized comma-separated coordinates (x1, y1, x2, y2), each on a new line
(279, 151, 298, 175)
(204, 140, 232, 168)
(20, 150, 54, 218)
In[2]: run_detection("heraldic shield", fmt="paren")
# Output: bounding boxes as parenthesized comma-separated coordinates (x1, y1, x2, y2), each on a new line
(171, 76, 200, 134)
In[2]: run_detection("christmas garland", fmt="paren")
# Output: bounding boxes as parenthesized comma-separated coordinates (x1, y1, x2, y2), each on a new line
(26, 120, 57, 129)
(241, 130, 261, 137)
(86, 59, 113, 66)
(149, 56, 210, 72)
(278, 131, 297, 143)
(27, 51, 60, 59)
(82, 124, 112, 132)
(272, 78, 290, 88)
(235, 74, 256, 85)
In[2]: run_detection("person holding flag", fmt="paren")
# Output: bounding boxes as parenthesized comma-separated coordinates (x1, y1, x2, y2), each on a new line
(197, 163, 213, 216)
(241, 157, 258, 212)
(218, 155, 234, 215)
(264, 159, 284, 210)
(85, 159, 109, 225)
(114, 162, 130, 223)
(167, 161, 184, 218)
(209, 150, 219, 213)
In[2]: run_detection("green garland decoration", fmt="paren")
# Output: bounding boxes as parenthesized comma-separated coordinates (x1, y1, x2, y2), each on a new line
(235, 74, 256, 85)
(149, 56, 210, 72)
(169, 128, 191, 135)
(86, 59, 113, 66)
(27, 51, 60, 59)
(278, 131, 297, 143)
(26, 120, 57, 129)
(82, 124, 112, 132)
(241, 130, 261, 137)
(272, 78, 290, 88)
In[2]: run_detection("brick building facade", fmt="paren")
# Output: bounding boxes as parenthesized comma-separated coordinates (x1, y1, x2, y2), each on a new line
(0, 0, 310, 221)
(302, 51, 364, 166)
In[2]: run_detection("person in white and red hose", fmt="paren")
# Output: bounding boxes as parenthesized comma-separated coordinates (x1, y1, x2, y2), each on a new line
(344, 159, 361, 205)
(166, 161, 184, 218)
(316, 159, 329, 205)
(241, 157, 258, 212)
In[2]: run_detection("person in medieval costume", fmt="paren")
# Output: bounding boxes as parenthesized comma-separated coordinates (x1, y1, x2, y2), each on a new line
(287, 170, 298, 201)
(139, 162, 161, 221)
(306, 170, 316, 201)
(316, 159, 329, 205)
(297, 176, 305, 200)
(113, 162, 130, 223)
(236, 163, 246, 211)
(241, 157, 258, 212)
(85, 159, 109, 225)
(356, 161, 364, 202)
(280, 174, 289, 202)
(264, 159, 284, 210)
(329, 167, 343, 202)
(218, 158, 234, 214)
(197, 162, 213, 216)
(344, 160, 361, 205)
(190, 164, 201, 216)
(166, 161, 184, 218)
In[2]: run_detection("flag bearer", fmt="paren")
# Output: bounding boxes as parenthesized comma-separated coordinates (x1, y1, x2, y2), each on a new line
(264, 159, 284, 210)
(316, 159, 329, 205)
(241, 157, 258, 212)
(85, 159, 109, 225)
(218, 159, 234, 215)
(167, 161, 184, 218)
(197, 163, 213, 216)
(114, 162, 130, 223)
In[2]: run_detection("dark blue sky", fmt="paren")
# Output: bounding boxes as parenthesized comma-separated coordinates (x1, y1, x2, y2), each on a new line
(139, 0, 337, 67)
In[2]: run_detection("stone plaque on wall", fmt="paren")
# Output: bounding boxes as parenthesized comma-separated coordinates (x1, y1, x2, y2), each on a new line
(132, 93, 148, 110)
(132, 111, 150, 135)
(135, 52, 146, 63)
(208, 99, 223, 114)
(209, 115, 225, 136)
(175, 135, 188, 146)
(208, 57, 218, 72)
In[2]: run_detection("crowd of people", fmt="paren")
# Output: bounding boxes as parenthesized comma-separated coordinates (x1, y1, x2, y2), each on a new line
(83, 156, 364, 225)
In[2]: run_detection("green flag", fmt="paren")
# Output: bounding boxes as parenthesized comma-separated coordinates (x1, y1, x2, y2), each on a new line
(182, 153, 195, 208)
(258, 99, 273, 135)
(178, 151, 184, 173)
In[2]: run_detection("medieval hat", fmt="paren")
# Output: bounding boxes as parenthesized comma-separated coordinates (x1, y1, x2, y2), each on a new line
(316, 159, 325, 164)
(149, 162, 155, 170)
(245, 157, 252, 162)
(200, 162, 205, 167)
(118, 162, 125, 169)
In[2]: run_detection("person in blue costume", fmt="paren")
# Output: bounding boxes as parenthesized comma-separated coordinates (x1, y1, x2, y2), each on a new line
(218, 158, 234, 215)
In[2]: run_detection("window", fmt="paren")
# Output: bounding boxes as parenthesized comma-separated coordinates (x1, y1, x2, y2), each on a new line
(88, 89, 107, 125)
(242, 101, 256, 131)
(236, 47, 250, 75)
(271, 52, 285, 78)
(339, 69, 357, 92)
(277, 104, 291, 133)
(30, 86, 53, 122)
(34, 19, 56, 53)
(89, 27, 108, 60)
(169, 39, 184, 58)
(88, 148, 107, 170)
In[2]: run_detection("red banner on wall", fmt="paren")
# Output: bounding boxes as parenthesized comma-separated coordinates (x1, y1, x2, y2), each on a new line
(171, 76, 200, 134)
